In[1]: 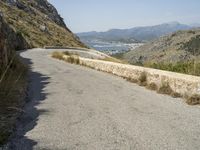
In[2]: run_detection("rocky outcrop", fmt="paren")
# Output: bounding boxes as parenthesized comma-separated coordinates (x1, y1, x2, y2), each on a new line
(0, 15, 29, 66)
(0, 0, 85, 48)
(3, 0, 67, 28)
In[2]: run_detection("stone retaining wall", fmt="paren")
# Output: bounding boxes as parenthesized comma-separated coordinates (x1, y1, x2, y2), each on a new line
(76, 57, 200, 97)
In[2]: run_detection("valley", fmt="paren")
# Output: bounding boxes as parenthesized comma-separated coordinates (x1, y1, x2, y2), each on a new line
(82, 39, 143, 55)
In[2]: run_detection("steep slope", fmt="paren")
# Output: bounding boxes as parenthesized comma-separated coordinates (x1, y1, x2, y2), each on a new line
(77, 22, 191, 43)
(0, 15, 28, 145)
(0, 15, 29, 67)
(0, 0, 86, 48)
(123, 28, 200, 65)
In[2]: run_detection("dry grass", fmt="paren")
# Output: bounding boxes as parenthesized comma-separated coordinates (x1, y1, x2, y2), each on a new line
(157, 82, 182, 98)
(0, 1, 86, 48)
(147, 82, 158, 91)
(157, 82, 173, 95)
(138, 72, 147, 86)
(52, 51, 64, 60)
(100, 57, 126, 64)
(64, 55, 80, 64)
(186, 94, 200, 105)
(0, 57, 27, 145)
(126, 77, 138, 83)
(52, 51, 80, 65)
(171, 92, 182, 98)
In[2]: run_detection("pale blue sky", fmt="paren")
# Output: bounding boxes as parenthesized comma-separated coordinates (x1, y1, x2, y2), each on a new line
(48, 0, 200, 33)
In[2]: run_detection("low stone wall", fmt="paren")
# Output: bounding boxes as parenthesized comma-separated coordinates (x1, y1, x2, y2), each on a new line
(44, 46, 90, 51)
(76, 57, 200, 98)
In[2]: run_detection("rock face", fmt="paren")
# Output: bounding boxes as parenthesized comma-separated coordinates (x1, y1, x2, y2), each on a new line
(4, 0, 67, 28)
(0, 15, 29, 66)
(0, 0, 85, 48)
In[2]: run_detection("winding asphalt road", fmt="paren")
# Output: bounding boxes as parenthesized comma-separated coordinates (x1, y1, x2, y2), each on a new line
(9, 48, 200, 150)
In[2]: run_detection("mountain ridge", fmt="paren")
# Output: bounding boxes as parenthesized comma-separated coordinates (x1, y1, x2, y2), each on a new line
(77, 22, 192, 43)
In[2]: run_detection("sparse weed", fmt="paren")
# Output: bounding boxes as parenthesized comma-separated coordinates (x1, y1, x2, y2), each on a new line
(158, 82, 173, 95)
(126, 76, 138, 83)
(171, 92, 182, 98)
(66, 55, 80, 64)
(186, 94, 200, 105)
(138, 72, 147, 86)
(147, 82, 158, 91)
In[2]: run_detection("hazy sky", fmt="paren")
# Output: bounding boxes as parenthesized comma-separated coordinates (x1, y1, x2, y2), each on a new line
(48, 0, 200, 33)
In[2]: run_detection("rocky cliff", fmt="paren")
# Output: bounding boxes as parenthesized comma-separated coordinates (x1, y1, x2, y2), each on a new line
(0, 0, 85, 48)
(0, 15, 29, 67)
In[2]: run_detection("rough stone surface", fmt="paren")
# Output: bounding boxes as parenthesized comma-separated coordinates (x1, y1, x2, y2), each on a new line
(0, 15, 29, 66)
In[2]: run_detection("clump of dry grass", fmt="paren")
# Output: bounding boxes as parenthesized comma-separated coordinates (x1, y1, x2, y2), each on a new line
(64, 55, 80, 64)
(147, 82, 158, 91)
(126, 76, 138, 83)
(171, 92, 182, 98)
(52, 51, 80, 65)
(186, 94, 200, 105)
(157, 82, 182, 98)
(158, 82, 173, 95)
(138, 72, 147, 86)
(52, 51, 64, 60)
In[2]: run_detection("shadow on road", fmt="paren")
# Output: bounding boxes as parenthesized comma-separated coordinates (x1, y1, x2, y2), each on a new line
(8, 56, 50, 150)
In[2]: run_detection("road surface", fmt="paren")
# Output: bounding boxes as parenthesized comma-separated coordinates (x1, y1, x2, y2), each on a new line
(9, 48, 200, 150)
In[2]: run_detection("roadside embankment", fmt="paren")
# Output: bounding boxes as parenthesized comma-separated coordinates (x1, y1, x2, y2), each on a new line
(0, 15, 28, 147)
(52, 52, 200, 105)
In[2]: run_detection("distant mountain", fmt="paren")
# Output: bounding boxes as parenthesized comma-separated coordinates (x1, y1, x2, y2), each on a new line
(123, 28, 200, 64)
(190, 23, 200, 28)
(77, 22, 192, 43)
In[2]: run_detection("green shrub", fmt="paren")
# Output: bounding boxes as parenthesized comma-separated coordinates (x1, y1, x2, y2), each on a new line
(145, 61, 200, 76)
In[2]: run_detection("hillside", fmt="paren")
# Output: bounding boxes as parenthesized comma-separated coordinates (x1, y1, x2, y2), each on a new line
(0, 0, 86, 48)
(77, 22, 191, 43)
(122, 28, 200, 75)
(0, 14, 29, 145)
(123, 28, 200, 63)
